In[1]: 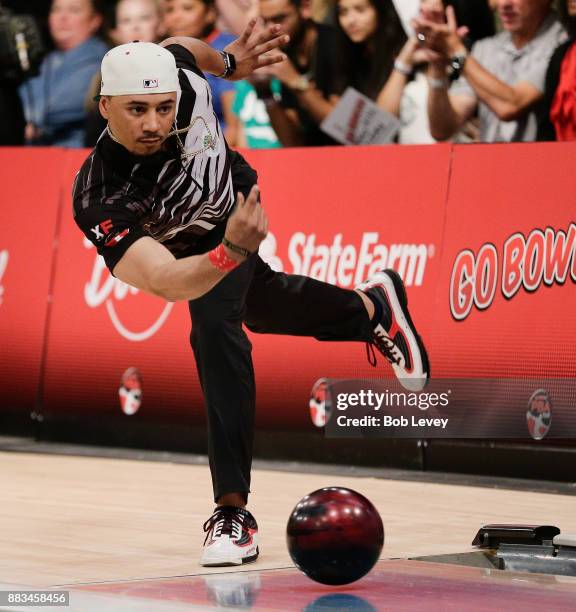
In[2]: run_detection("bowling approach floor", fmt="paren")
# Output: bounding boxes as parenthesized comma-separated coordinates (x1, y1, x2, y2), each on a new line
(2, 440, 576, 611)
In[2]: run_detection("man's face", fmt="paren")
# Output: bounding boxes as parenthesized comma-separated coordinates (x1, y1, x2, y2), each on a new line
(259, 0, 302, 45)
(99, 93, 177, 156)
(496, 0, 551, 34)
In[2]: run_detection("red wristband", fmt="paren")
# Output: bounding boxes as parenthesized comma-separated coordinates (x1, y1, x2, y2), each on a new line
(208, 243, 239, 272)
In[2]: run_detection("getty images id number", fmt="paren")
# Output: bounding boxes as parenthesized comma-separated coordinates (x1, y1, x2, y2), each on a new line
(0, 590, 69, 606)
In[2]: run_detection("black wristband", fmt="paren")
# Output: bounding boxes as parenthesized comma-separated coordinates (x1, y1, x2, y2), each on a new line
(217, 51, 236, 79)
(222, 236, 252, 258)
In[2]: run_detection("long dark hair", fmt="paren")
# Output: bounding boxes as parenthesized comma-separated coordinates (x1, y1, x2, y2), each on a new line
(333, 0, 406, 100)
(557, 0, 576, 38)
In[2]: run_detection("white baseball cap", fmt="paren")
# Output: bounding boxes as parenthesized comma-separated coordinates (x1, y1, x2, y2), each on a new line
(99, 42, 180, 97)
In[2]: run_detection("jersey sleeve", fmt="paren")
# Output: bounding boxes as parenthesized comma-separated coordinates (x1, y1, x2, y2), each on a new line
(164, 43, 201, 74)
(74, 202, 149, 276)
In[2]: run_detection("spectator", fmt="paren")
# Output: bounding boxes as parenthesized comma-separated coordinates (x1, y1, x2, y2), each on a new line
(332, 0, 405, 100)
(85, 0, 164, 146)
(228, 0, 340, 149)
(229, 75, 283, 148)
(215, 0, 258, 35)
(414, 0, 567, 142)
(537, 0, 576, 141)
(0, 3, 46, 145)
(19, 0, 107, 147)
(111, 0, 165, 43)
(310, 0, 335, 24)
(378, 0, 494, 144)
(163, 0, 236, 135)
(255, 0, 337, 146)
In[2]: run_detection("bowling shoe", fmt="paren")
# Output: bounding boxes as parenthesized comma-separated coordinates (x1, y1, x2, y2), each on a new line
(201, 505, 259, 566)
(357, 269, 430, 392)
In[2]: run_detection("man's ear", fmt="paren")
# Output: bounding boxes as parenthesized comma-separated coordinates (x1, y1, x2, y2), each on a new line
(99, 96, 110, 120)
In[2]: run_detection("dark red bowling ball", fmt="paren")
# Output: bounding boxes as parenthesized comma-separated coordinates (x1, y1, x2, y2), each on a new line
(286, 487, 384, 585)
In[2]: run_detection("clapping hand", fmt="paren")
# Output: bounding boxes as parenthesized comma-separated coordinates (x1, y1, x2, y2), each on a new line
(411, 5, 469, 59)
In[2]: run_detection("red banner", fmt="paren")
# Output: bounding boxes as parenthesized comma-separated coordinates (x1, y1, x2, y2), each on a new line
(2, 143, 575, 430)
(42, 150, 201, 421)
(433, 142, 576, 379)
(241, 145, 450, 426)
(0, 149, 62, 413)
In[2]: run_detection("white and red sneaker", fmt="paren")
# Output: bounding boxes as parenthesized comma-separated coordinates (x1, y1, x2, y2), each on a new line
(201, 506, 259, 566)
(358, 269, 430, 392)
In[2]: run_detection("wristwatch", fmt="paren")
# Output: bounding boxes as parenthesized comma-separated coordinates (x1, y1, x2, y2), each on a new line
(449, 49, 469, 81)
(217, 51, 236, 79)
(288, 75, 311, 92)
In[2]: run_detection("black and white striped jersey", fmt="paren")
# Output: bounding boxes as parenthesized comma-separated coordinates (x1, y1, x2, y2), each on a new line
(72, 44, 248, 274)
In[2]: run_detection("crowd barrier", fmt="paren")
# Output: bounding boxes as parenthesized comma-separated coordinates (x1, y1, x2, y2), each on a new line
(1, 143, 575, 431)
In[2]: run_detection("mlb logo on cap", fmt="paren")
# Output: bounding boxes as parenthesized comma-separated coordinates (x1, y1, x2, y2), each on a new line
(143, 79, 158, 89)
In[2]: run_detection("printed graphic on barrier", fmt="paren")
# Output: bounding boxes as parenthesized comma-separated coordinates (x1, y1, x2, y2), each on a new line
(431, 143, 576, 380)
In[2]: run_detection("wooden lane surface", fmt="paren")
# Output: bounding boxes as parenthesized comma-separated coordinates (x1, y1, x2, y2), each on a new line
(1, 451, 575, 586)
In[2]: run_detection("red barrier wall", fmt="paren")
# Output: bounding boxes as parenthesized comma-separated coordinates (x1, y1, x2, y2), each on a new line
(0, 149, 63, 414)
(432, 142, 576, 378)
(42, 150, 201, 423)
(1, 144, 575, 429)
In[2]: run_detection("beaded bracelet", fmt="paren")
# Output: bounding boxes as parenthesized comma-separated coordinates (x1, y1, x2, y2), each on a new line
(222, 237, 252, 258)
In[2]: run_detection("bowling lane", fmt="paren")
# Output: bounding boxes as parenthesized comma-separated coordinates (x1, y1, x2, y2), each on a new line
(3, 450, 576, 587)
(71, 560, 576, 611)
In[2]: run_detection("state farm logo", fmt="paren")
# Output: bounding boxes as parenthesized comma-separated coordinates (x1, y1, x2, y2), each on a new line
(0, 249, 8, 305)
(450, 223, 576, 321)
(83, 238, 173, 341)
(259, 231, 432, 287)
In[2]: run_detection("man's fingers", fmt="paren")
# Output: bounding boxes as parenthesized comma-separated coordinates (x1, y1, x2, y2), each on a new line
(245, 184, 260, 207)
(253, 34, 289, 57)
(260, 212, 269, 236)
(257, 53, 286, 67)
(239, 18, 257, 44)
(251, 23, 283, 49)
(258, 208, 268, 235)
(236, 191, 246, 208)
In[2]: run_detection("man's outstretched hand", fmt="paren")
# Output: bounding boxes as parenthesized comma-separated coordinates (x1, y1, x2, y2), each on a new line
(224, 19, 289, 81)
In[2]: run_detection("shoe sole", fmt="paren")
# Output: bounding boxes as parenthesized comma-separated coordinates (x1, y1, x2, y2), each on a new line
(201, 547, 259, 567)
(385, 269, 431, 380)
(361, 269, 430, 391)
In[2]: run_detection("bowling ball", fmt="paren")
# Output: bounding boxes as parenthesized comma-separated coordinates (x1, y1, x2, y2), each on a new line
(286, 487, 384, 585)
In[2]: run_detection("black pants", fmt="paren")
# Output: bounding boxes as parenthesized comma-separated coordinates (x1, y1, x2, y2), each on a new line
(188, 249, 372, 502)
